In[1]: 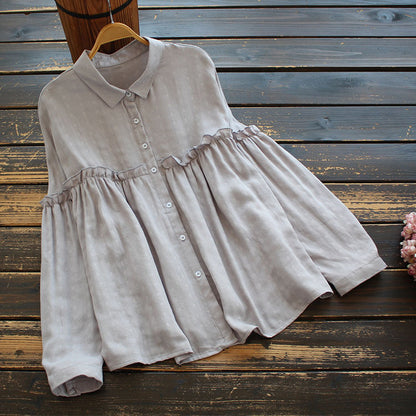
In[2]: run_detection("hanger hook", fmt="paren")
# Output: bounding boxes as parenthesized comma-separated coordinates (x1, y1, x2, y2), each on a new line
(107, 0, 114, 23)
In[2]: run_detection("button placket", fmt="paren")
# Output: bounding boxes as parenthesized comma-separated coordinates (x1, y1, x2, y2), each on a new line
(123, 100, 151, 159)
(124, 100, 187, 243)
(122, 97, 228, 339)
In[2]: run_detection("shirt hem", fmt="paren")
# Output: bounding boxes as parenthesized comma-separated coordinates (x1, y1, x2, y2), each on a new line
(175, 285, 334, 365)
(101, 255, 386, 371)
(105, 345, 194, 371)
(105, 284, 334, 369)
(174, 334, 242, 365)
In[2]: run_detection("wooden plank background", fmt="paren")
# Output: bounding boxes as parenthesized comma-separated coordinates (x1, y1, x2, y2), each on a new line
(1, 1, 416, 414)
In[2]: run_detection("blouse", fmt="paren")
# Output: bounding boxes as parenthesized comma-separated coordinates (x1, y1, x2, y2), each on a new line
(37, 35, 388, 397)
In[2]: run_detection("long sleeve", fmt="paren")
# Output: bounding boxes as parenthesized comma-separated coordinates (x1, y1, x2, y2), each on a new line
(38, 90, 104, 397)
(232, 127, 388, 296)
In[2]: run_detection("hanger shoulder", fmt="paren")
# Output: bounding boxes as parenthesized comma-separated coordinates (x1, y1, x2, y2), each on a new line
(88, 22, 149, 60)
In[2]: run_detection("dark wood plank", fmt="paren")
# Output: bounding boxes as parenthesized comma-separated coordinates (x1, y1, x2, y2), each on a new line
(0, 110, 41, 145)
(0, 42, 72, 74)
(288, 143, 416, 181)
(2, 107, 416, 145)
(1, 370, 415, 415)
(2, 143, 415, 184)
(3, 1, 416, 13)
(2, 8, 416, 41)
(0, 146, 45, 184)
(305, 270, 416, 318)
(230, 106, 416, 142)
(0, 185, 46, 226)
(2, 320, 416, 370)
(0, 273, 40, 318)
(221, 72, 416, 105)
(3, 270, 416, 319)
(0, 183, 413, 226)
(3, 38, 416, 74)
(1, 228, 41, 272)
(3, 72, 416, 108)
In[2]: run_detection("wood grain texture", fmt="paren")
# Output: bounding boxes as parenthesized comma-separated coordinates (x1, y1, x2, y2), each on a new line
(3, 38, 416, 74)
(0, 370, 415, 415)
(1, 320, 415, 370)
(1, 8, 416, 41)
(3, 0, 416, 13)
(2, 107, 416, 145)
(3, 72, 416, 107)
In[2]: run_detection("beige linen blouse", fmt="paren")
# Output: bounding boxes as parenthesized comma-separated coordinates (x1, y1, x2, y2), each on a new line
(38, 35, 387, 397)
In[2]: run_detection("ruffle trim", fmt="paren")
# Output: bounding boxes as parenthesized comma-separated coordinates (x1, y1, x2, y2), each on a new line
(40, 124, 262, 208)
(159, 124, 261, 169)
(40, 164, 148, 208)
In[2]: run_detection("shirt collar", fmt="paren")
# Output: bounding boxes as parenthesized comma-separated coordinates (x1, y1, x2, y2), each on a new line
(73, 35, 164, 107)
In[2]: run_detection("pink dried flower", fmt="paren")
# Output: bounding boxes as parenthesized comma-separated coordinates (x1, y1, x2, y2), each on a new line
(401, 212, 416, 281)
(401, 223, 416, 239)
(404, 212, 416, 226)
(408, 263, 416, 277)
(400, 241, 416, 263)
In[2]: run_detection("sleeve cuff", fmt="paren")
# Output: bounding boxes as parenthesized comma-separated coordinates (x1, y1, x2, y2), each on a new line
(47, 363, 103, 397)
(332, 254, 387, 297)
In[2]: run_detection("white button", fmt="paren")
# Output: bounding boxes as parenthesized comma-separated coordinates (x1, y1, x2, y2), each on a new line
(195, 270, 202, 277)
(133, 118, 140, 124)
(126, 91, 132, 97)
(150, 167, 157, 173)
(179, 234, 186, 241)
(166, 202, 172, 208)
(142, 143, 148, 149)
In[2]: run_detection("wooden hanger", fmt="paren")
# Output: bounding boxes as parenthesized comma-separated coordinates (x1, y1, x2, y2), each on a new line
(88, 0, 149, 60)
